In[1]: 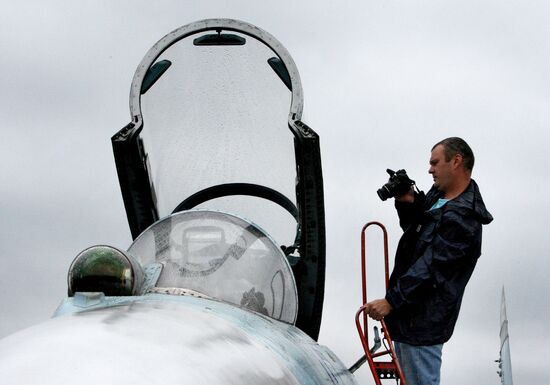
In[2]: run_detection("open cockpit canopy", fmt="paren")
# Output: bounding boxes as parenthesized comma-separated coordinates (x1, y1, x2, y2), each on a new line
(139, 26, 298, 249)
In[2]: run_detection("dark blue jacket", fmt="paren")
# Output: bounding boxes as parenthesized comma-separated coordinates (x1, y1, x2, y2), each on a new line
(384, 180, 493, 345)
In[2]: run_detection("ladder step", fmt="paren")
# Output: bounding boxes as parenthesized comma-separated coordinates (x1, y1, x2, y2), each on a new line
(373, 362, 399, 379)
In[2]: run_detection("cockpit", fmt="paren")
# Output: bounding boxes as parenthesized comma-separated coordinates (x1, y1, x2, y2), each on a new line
(128, 210, 298, 323)
(74, 19, 326, 338)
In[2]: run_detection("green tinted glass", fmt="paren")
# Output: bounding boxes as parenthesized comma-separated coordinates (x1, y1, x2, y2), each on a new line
(68, 246, 138, 296)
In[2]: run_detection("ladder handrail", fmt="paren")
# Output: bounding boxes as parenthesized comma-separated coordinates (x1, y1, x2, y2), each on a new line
(360, 221, 390, 336)
(357, 221, 407, 385)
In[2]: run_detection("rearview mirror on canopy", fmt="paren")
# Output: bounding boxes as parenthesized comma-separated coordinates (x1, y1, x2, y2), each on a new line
(193, 30, 246, 46)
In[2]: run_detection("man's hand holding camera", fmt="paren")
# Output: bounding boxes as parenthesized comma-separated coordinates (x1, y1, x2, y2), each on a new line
(395, 187, 415, 203)
(377, 169, 417, 203)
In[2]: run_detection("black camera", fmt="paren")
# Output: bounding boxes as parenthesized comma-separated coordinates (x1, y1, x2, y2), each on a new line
(377, 169, 415, 201)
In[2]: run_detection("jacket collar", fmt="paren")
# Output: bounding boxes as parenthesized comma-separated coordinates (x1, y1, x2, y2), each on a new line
(428, 180, 493, 225)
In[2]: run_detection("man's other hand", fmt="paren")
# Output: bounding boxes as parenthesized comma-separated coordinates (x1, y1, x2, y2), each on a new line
(364, 299, 393, 321)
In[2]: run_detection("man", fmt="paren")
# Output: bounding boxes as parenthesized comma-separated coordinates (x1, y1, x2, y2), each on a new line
(365, 137, 493, 385)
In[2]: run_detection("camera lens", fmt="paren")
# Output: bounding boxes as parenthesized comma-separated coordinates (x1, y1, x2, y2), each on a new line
(377, 185, 391, 201)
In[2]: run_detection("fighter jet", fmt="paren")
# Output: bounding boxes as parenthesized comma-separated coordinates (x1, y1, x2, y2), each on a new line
(0, 19, 359, 384)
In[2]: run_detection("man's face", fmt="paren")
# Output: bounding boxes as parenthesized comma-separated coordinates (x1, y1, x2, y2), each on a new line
(429, 144, 454, 192)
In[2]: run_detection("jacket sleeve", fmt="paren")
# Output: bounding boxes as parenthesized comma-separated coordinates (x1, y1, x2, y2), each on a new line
(385, 210, 478, 310)
(394, 191, 426, 231)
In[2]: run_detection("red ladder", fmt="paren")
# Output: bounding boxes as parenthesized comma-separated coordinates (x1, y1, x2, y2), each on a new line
(353, 221, 407, 384)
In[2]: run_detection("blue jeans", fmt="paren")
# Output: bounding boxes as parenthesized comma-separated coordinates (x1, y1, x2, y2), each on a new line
(394, 342, 443, 385)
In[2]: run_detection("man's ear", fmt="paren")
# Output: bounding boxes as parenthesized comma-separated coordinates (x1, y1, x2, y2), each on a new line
(452, 153, 464, 170)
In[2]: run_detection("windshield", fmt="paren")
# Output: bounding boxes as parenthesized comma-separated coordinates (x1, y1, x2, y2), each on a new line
(127, 210, 298, 324)
(138, 29, 297, 247)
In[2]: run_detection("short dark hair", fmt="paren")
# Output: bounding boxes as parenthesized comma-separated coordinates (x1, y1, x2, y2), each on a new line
(432, 137, 475, 172)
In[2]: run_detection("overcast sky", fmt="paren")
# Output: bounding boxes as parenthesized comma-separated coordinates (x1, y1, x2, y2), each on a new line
(1, 1, 549, 384)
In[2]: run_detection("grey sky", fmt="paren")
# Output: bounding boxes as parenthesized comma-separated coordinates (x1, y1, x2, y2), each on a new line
(1, 1, 549, 384)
